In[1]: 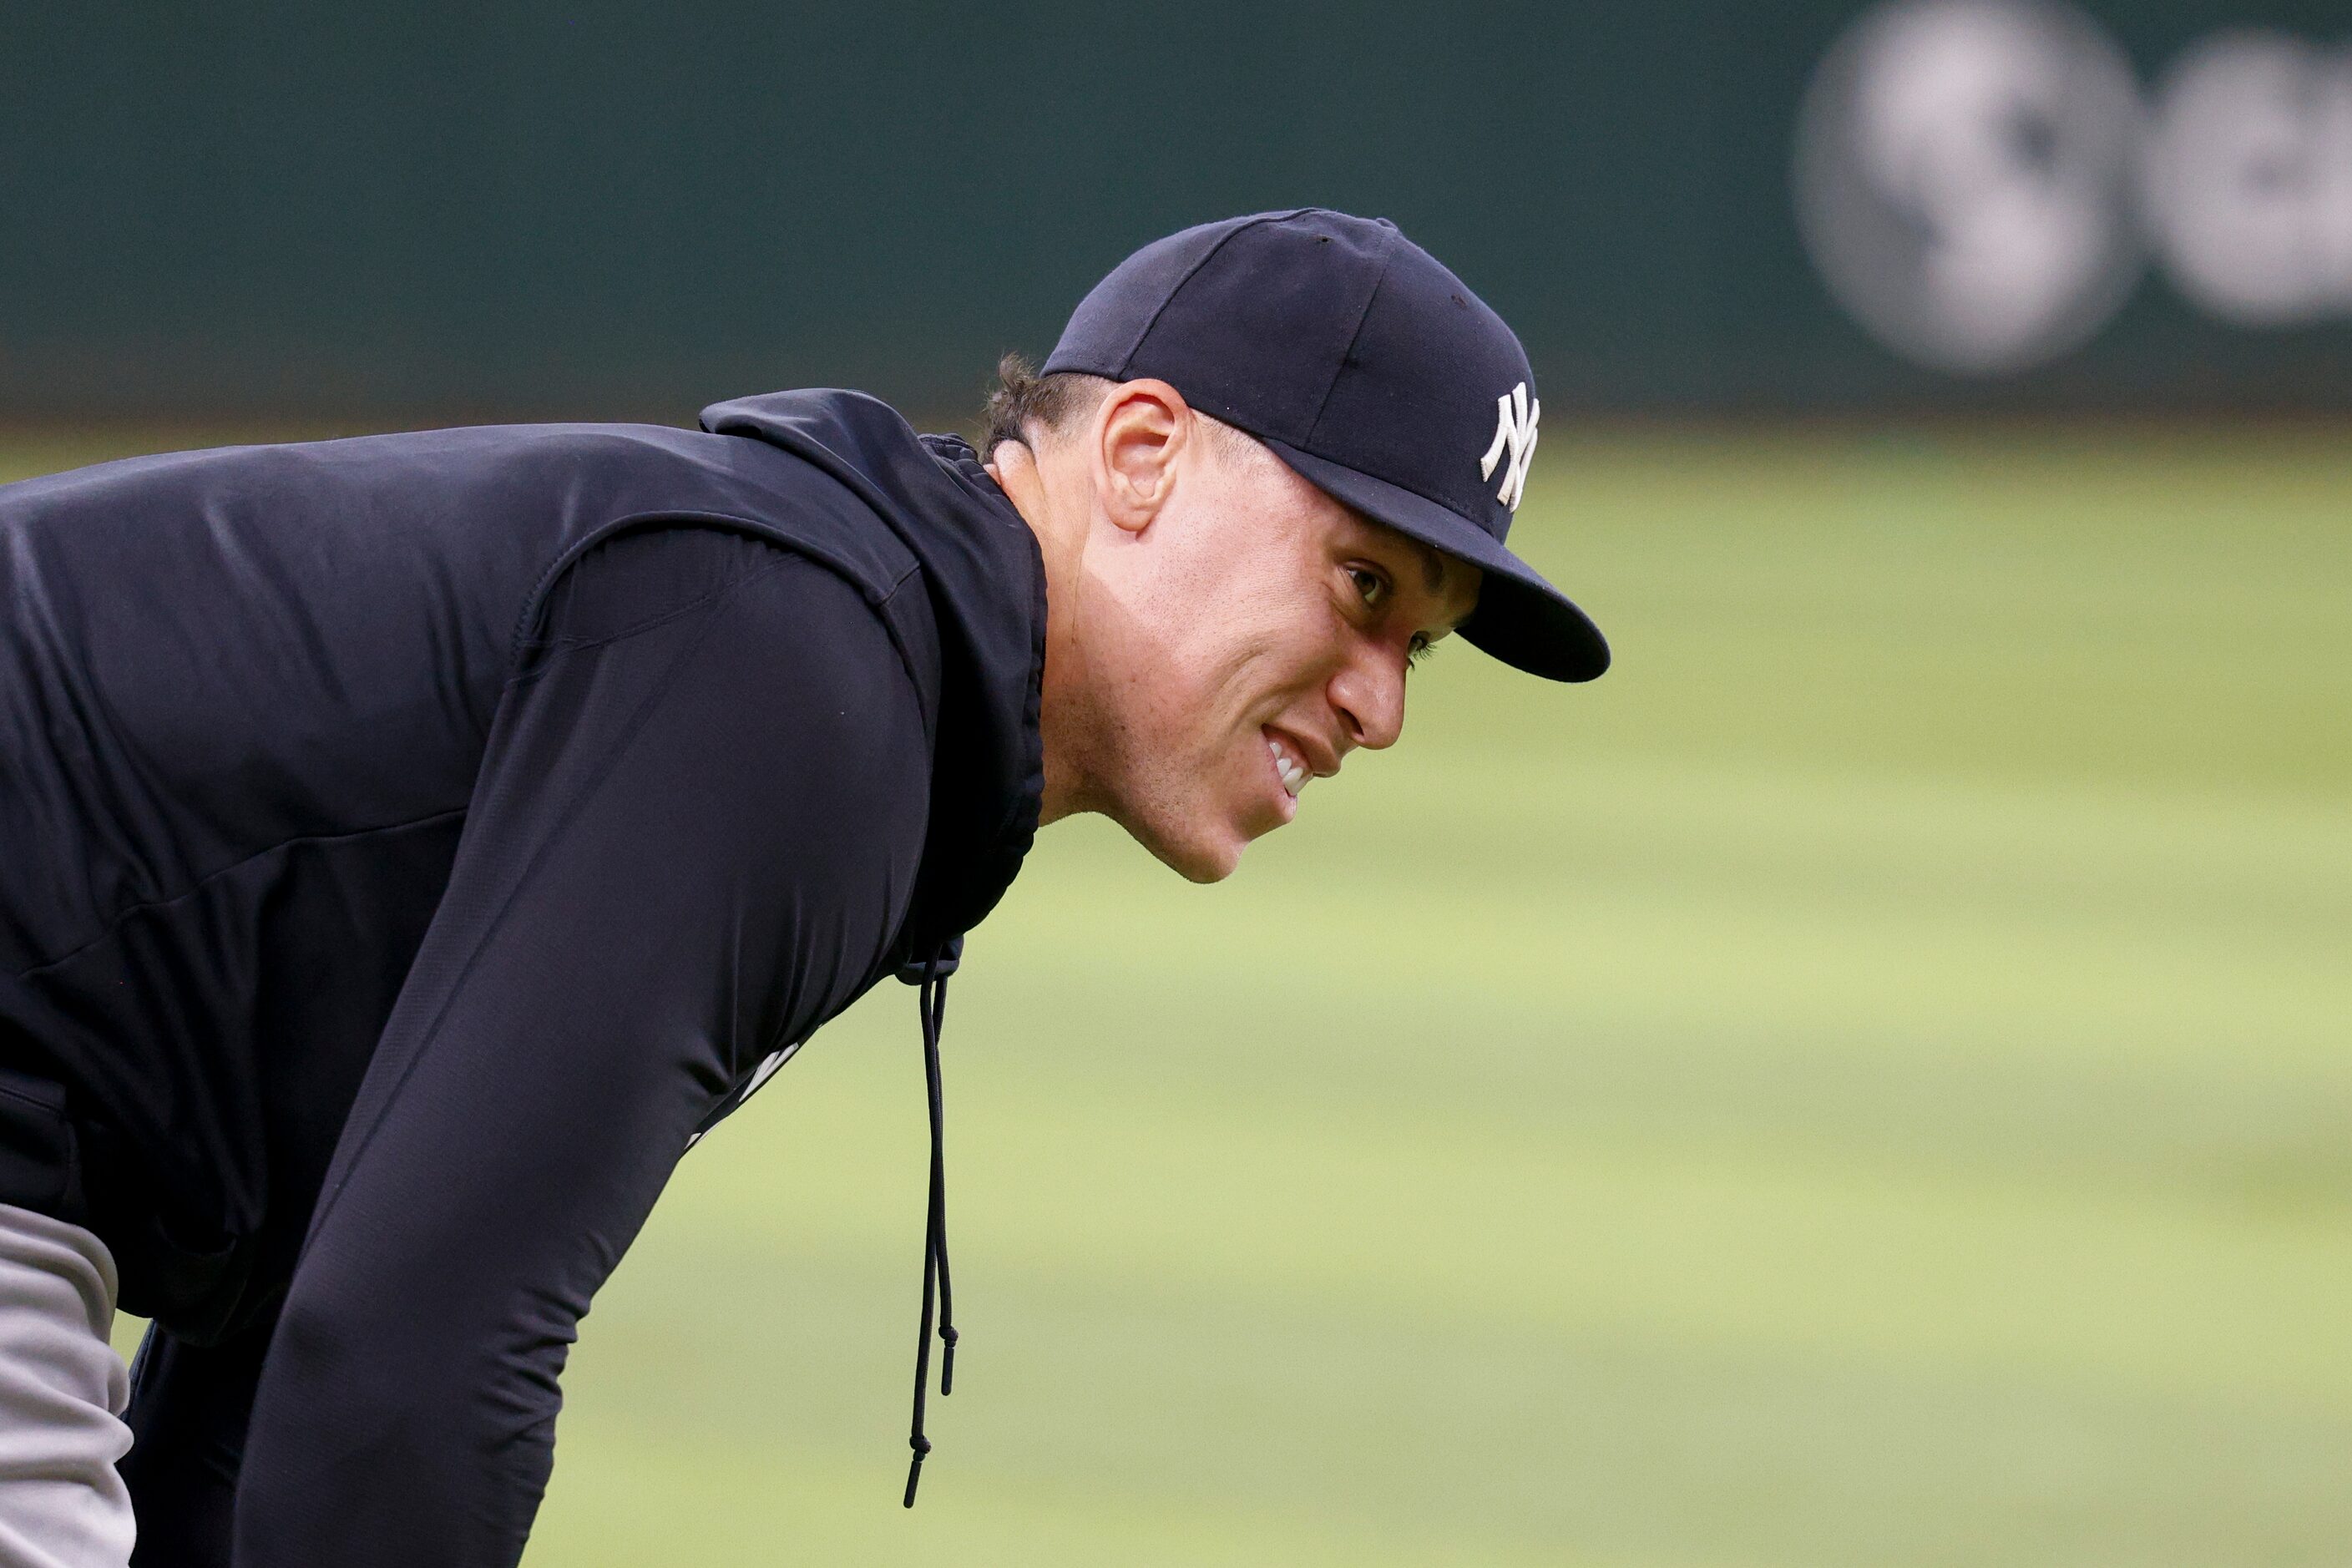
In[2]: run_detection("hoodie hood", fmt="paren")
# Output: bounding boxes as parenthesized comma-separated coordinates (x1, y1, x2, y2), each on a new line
(700, 391, 1046, 1499)
(700, 389, 1048, 962)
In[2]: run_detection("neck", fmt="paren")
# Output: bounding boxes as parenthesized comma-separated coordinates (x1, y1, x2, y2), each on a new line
(984, 441, 1087, 825)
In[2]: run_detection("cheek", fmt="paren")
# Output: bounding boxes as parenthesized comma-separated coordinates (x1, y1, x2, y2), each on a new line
(1193, 595, 1330, 727)
(1116, 502, 1341, 744)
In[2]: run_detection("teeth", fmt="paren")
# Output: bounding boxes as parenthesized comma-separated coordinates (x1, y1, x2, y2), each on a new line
(1267, 735, 1307, 797)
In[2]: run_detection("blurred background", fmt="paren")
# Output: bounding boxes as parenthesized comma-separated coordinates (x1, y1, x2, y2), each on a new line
(7, 1, 2345, 1562)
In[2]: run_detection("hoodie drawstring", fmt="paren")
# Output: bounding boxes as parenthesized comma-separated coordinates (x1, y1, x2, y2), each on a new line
(903, 950, 958, 1506)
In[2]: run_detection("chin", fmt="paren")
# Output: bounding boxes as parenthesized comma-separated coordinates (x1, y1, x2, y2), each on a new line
(1115, 806, 1250, 884)
(1147, 827, 1247, 885)
(1164, 840, 1244, 885)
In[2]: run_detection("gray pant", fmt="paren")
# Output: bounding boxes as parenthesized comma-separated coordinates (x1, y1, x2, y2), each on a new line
(0, 1204, 132, 1568)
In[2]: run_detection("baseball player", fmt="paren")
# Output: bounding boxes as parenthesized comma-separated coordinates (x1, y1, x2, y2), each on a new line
(0, 209, 1606, 1567)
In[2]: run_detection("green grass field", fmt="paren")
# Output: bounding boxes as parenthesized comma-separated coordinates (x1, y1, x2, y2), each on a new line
(44, 424, 2350, 1565)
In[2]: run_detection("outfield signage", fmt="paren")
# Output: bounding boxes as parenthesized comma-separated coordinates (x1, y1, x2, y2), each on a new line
(0, 3, 2341, 414)
(1796, 0, 2352, 374)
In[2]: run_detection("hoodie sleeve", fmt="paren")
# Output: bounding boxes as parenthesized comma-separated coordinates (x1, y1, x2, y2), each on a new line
(225, 527, 932, 1568)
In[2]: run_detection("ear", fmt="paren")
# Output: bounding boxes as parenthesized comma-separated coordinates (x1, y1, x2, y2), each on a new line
(1090, 379, 1194, 536)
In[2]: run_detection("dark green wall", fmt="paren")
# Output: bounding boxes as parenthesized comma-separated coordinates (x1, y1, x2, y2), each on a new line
(0, 2, 2344, 418)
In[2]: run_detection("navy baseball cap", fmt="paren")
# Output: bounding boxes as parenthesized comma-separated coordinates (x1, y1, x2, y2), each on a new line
(1044, 209, 1608, 682)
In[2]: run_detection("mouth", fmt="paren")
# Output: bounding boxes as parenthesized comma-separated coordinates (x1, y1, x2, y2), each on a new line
(1263, 729, 1309, 802)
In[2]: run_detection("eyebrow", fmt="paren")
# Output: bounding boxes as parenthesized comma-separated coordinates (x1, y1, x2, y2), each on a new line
(1349, 503, 1465, 625)
(1409, 539, 1445, 595)
(1402, 539, 1479, 633)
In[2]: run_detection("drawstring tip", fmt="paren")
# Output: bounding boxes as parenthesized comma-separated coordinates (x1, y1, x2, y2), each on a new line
(903, 1440, 929, 1509)
(939, 1327, 959, 1395)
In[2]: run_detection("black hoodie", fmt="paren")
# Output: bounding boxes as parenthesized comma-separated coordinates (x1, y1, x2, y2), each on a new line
(0, 390, 1045, 1565)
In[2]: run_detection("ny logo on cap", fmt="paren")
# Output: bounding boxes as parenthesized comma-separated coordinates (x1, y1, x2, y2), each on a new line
(1479, 382, 1540, 511)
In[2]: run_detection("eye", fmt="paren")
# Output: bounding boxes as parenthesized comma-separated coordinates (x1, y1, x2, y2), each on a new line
(1347, 565, 1390, 609)
(1406, 634, 1434, 670)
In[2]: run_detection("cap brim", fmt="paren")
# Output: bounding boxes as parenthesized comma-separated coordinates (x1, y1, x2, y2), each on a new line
(1261, 439, 1610, 683)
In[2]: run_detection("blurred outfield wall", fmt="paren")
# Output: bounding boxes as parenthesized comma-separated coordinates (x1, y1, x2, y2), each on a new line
(0, 0, 2346, 421)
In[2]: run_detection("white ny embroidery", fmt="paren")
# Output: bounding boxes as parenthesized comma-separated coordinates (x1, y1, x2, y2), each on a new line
(1479, 382, 1540, 511)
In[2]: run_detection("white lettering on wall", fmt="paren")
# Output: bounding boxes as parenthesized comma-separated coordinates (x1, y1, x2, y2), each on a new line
(2142, 32, 2352, 326)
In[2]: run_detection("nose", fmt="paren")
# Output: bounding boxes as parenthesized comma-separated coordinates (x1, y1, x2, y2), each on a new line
(1328, 649, 1406, 753)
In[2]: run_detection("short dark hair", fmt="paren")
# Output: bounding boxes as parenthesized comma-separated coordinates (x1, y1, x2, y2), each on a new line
(979, 353, 1111, 458)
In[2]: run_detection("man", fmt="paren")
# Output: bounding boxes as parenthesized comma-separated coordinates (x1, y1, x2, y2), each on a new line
(0, 209, 1605, 1566)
